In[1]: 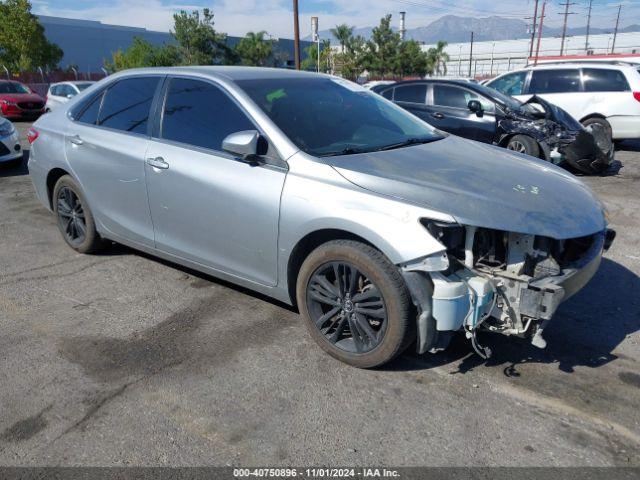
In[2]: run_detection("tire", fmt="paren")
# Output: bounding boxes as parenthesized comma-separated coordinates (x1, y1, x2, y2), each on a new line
(296, 240, 414, 368)
(53, 175, 104, 254)
(506, 134, 540, 158)
(581, 117, 614, 160)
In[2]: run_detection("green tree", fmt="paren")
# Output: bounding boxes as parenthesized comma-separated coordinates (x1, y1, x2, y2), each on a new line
(301, 39, 331, 72)
(330, 23, 354, 53)
(396, 40, 430, 77)
(427, 41, 449, 76)
(363, 15, 402, 77)
(106, 37, 180, 72)
(0, 0, 63, 71)
(235, 31, 274, 66)
(171, 8, 233, 65)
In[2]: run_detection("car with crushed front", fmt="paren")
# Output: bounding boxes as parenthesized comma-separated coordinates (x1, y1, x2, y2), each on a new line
(373, 79, 612, 174)
(28, 67, 615, 368)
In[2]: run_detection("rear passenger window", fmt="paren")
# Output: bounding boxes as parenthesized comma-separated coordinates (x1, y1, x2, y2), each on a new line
(529, 69, 581, 94)
(583, 68, 629, 92)
(393, 84, 426, 104)
(98, 77, 159, 134)
(160, 78, 254, 151)
(76, 94, 102, 125)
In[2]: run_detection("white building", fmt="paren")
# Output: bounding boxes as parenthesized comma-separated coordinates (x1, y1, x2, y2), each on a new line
(423, 31, 640, 78)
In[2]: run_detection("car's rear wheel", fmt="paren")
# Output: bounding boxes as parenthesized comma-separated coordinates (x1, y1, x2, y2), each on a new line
(296, 240, 414, 368)
(582, 117, 614, 160)
(506, 135, 540, 158)
(53, 175, 104, 253)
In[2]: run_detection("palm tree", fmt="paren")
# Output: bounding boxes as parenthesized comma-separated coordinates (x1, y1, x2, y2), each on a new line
(235, 31, 274, 66)
(428, 41, 450, 76)
(331, 24, 354, 53)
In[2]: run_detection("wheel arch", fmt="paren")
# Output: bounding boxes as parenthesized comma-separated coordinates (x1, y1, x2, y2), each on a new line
(46, 167, 72, 210)
(579, 113, 609, 123)
(286, 229, 377, 306)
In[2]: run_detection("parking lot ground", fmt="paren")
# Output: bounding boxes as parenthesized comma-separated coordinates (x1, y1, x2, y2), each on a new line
(0, 121, 639, 466)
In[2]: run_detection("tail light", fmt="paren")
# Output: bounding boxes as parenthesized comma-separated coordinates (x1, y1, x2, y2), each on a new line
(27, 127, 39, 144)
(634, 92, 640, 102)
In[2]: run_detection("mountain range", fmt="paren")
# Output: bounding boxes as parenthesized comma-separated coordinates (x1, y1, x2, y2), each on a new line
(308, 15, 640, 45)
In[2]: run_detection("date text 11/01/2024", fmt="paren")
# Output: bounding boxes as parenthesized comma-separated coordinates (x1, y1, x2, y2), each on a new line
(233, 468, 400, 478)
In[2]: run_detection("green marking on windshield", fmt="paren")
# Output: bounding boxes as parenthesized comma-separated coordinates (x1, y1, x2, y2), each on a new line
(266, 88, 286, 103)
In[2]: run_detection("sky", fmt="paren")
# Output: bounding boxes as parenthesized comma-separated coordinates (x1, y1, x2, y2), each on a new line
(31, 0, 640, 39)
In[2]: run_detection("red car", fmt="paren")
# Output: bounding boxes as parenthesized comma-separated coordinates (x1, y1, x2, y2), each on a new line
(0, 80, 45, 120)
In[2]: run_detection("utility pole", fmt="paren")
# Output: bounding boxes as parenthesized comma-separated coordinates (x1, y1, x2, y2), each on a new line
(527, 0, 540, 59)
(585, 0, 593, 52)
(293, 0, 301, 70)
(558, 1, 577, 56)
(311, 17, 320, 72)
(468, 31, 474, 78)
(399, 11, 407, 41)
(534, 0, 547, 65)
(612, 4, 622, 54)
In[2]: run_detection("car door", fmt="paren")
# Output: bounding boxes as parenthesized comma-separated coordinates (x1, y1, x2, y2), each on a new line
(525, 69, 584, 120)
(391, 84, 430, 122)
(144, 76, 287, 287)
(426, 83, 496, 143)
(64, 76, 162, 247)
(582, 67, 632, 122)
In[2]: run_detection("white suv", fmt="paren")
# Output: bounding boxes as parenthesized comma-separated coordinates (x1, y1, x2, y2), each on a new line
(45, 81, 94, 112)
(486, 63, 640, 149)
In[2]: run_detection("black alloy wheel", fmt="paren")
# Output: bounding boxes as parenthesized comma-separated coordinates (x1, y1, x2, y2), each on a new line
(307, 261, 388, 354)
(56, 186, 86, 247)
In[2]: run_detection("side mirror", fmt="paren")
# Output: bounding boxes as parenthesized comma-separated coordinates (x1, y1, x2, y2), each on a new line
(222, 130, 267, 162)
(468, 99, 483, 116)
(66, 94, 75, 99)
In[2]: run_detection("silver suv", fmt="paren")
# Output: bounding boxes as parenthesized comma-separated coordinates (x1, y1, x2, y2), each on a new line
(28, 67, 614, 367)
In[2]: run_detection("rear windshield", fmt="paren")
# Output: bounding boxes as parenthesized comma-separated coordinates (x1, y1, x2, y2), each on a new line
(236, 77, 443, 157)
(0, 82, 30, 94)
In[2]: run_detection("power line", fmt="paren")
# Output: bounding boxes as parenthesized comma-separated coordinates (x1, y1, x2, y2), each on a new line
(611, 3, 622, 54)
(585, 0, 593, 52)
(389, 0, 530, 19)
(558, 1, 577, 55)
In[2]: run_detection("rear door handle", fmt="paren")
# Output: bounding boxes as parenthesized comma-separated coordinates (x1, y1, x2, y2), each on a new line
(431, 112, 445, 119)
(146, 156, 169, 169)
(69, 135, 84, 145)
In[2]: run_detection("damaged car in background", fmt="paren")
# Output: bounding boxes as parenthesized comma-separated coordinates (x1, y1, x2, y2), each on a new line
(373, 79, 613, 175)
(29, 68, 614, 368)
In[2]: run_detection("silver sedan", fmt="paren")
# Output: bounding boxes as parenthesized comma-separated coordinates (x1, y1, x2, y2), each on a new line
(28, 67, 613, 367)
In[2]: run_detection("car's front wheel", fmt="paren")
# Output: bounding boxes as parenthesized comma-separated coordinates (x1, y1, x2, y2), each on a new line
(53, 175, 104, 253)
(506, 134, 540, 158)
(296, 240, 414, 368)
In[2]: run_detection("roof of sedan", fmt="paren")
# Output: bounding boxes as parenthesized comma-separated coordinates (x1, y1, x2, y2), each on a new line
(113, 66, 324, 82)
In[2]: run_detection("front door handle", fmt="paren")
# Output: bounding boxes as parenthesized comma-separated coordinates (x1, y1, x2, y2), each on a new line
(146, 156, 169, 169)
(69, 135, 84, 145)
(431, 112, 445, 119)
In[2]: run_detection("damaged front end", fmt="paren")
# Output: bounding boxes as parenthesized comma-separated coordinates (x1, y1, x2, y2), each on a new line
(498, 96, 612, 175)
(402, 221, 616, 358)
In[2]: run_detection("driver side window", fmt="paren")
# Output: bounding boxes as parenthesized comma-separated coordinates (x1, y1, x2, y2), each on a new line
(432, 85, 495, 113)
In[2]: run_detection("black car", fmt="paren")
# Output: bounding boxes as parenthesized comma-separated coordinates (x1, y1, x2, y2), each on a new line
(372, 80, 612, 174)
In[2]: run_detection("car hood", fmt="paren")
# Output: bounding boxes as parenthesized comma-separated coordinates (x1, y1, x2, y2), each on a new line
(326, 135, 606, 239)
(0, 93, 43, 102)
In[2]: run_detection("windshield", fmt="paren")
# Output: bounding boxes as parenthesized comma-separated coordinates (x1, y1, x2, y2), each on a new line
(236, 77, 443, 157)
(472, 83, 524, 111)
(76, 83, 93, 91)
(0, 82, 30, 94)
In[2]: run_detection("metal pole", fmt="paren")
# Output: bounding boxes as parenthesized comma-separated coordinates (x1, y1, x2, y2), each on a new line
(468, 31, 474, 78)
(585, 0, 593, 52)
(457, 45, 462, 76)
(534, 1, 546, 65)
(399, 11, 407, 41)
(559, 2, 576, 56)
(490, 42, 495, 76)
(293, 0, 301, 70)
(528, 0, 539, 58)
(612, 4, 622, 54)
